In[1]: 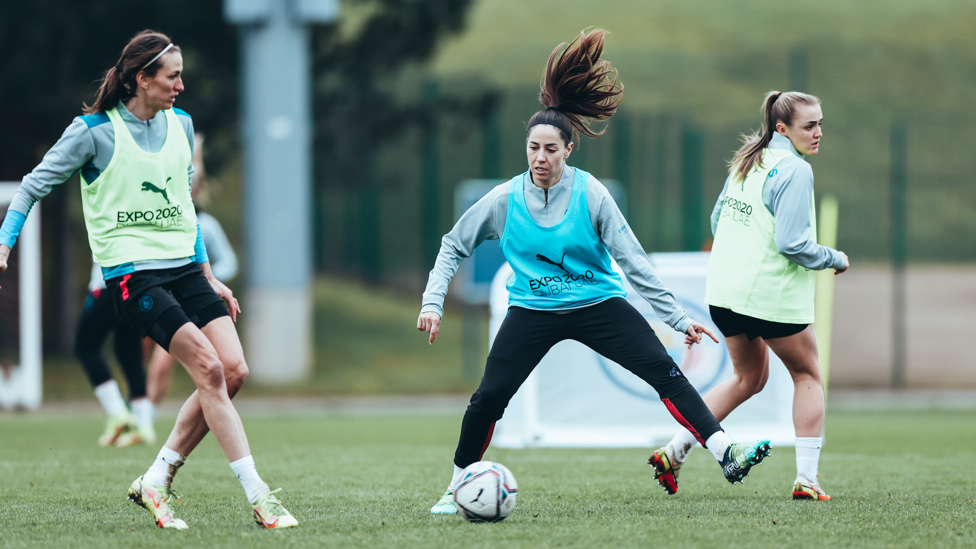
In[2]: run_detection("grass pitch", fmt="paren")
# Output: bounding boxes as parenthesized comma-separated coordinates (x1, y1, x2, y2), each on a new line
(1, 409, 974, 548)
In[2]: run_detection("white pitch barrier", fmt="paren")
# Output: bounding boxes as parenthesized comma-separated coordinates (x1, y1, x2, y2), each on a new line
(491, 252, 796, 449)
(0, 182, 42, 410)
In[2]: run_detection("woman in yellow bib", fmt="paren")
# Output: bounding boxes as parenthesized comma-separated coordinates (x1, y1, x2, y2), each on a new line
(649, 91, 848, 501)
(0, 31, 296, 529)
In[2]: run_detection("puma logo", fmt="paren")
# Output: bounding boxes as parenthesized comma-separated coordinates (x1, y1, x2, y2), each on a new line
(141, 177, 171, 204)
(535, 252, 569, 274)
(472, 488, 484, 503)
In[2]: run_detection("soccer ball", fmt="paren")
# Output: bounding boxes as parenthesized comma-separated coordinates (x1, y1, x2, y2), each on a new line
(453, 461, 518, 522)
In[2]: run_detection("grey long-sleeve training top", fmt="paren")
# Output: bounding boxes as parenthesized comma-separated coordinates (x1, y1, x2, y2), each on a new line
(420, 167, 695, 334)
(0, 100, 203, 277)
(710, 132, 846, 271)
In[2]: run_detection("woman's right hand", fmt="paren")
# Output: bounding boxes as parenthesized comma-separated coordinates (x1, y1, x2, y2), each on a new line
(0, 244, 10, 289)
(417, 312, 442, 345)
(834, 251, 849, 275)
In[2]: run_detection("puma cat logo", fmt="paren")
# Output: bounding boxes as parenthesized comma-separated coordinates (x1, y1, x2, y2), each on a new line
(535, 252, 569, 274)
(141, 177, 171, 204)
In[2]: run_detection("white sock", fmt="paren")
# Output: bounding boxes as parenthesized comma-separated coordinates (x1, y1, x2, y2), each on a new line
(666, 429, 699, 463)
(130, 398, 154, 429)
(704, 431, 732, 462)
(230, 455, 271, 504)
(144, 446, 186, 487)
(93, 380, 126, 417)
(795, 436, 823, 484)
(448, 465, 465, 491)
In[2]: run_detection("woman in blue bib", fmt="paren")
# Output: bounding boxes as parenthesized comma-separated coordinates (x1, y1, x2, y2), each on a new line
(418, 29, 773, 514)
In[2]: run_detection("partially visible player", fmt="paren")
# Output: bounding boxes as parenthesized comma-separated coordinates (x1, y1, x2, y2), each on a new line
(418, 28, 773, 515)
(145, 133, 239, 405)
(75, 262, 156, 446)
(650, 91, 848, 501)
(0, 30, 296, 529)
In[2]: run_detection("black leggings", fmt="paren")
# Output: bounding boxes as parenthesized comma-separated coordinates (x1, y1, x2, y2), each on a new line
(454, 297, 722, 468)
(74, 290, 146, 399)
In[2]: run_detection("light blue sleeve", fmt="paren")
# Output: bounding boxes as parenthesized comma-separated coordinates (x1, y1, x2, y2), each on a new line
(763, 159, 847, 270)
(0, 210, 26, 249)
(710, 173, 733, 236)
(192, 223, 209, 265)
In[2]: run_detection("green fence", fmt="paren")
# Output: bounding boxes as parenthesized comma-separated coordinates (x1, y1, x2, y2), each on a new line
(314, 86, 976, 286)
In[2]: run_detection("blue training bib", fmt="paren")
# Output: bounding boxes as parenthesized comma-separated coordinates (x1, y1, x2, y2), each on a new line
(500, 167, 626, 310)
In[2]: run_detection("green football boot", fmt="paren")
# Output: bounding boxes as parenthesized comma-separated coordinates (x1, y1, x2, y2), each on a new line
(99, 410, 136, 447)
(127, 475, 188, 530)
(793, 479, 831, 501)
(116, 424, 157, 447)
(253, 489, 298, 529)
(720, 440, 772, 484)
(430, 489, 457, 514)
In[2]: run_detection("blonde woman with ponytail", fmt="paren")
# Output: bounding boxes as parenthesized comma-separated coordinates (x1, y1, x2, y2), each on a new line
(0, 30, 296, 529)
(418, 29, 774, 515)
(651, 92, 849, 501)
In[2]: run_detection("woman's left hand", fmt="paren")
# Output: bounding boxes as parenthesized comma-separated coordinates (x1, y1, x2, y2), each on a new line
(208, 276, 241, 323)
(684, 322, 720, 349)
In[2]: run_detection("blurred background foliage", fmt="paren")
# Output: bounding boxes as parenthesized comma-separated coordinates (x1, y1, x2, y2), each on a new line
(2, 0, 975, 372)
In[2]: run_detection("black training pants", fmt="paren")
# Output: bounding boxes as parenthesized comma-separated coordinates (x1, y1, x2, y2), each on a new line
(74, 290, 147, 399)
(454, 297, 722, 468)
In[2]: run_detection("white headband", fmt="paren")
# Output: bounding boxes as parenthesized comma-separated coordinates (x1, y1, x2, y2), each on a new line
(140, 43, 174, 71)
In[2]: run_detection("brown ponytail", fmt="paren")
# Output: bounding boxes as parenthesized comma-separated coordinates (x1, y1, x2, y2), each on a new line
(526, 28, 623, 145)
(729, 90, 820, 181)
(83, 30, 180, 115)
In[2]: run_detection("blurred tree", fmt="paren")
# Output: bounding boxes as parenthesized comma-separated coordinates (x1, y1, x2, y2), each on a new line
(310, 0, 496, 276)
(0, 0, 237, 179)
(0, 0, 488, 346)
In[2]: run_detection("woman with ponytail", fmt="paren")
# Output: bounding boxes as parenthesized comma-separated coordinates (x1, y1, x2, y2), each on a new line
(651, 92, 848, 502)
(0, 30, 297, 529)
(418, 29, 773, 514)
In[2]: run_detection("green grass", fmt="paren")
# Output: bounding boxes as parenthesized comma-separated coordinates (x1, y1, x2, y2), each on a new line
(1, 409, 975, 548)
(39, 275, 482, 401)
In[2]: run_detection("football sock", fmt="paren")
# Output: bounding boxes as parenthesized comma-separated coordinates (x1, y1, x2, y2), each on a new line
(93, 380, 126, 417)
(448, 464, 464, 491)
(666, 429, 699, 463)
(230, 455, 271, 504)
(130, 397, 154, 429)
(795, 436, 823, 484)
(144, 446, 186, 487)
(704, 431, 732, 462)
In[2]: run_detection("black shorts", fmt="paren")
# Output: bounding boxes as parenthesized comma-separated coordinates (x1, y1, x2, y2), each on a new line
(107, 263, 228, 351)
(708, 305, 807, 341)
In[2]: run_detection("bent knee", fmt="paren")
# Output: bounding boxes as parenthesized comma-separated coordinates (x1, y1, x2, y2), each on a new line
(225, 359, 249, 394)
(788, 360, 823, 384)
(752, 372, 770, 394)
(197, 359, 227, 391)
(734, 371, 768, 396)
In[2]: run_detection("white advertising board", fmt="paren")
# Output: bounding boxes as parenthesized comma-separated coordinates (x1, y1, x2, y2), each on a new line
(491, 252, 796, 449)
